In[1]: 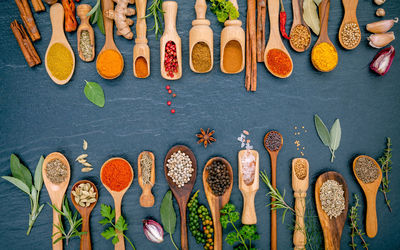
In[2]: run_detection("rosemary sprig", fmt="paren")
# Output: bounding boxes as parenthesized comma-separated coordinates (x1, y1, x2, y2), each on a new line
(378, 137, 392, 212)
(49, 197, 86, 245)
(349, 194, 369, 250)
(145, 0, 164, 39)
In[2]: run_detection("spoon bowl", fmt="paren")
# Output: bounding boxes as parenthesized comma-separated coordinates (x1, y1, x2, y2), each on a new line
(338, 0, 360, 50)
(138, 151, 155, 207)
(133, 0, 150, 78)
(203, 157, 233, 250)
(77, 4, 95, 62)
(289, 0, 311, 52)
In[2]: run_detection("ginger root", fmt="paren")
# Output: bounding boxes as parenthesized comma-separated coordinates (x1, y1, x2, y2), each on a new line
(105, 0, 136, 39)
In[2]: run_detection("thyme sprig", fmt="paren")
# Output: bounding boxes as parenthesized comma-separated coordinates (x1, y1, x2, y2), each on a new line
(349, 194, 369, 250)
(145, 0, 164, 39)
(378, 137, 392, 212)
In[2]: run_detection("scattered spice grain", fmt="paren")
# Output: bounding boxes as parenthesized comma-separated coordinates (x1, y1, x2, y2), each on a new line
(191, 42, 211, 73)
(140, 152, 153, 185)
(46, 158, 68, 184)
(72, 182, 97, 207)
(166, 151, 193, 187)
(206, 160, 231, 196)
(264, 131, 282, 151)
(223, 40, 243, 73)
(290, 24, 311, 51)
(341, 22, 361, 48)
(46, 43, 73, 80)
(79, 30, 93, 60)
(355, 157, 379, 184)
(101, 158, 132, 191)
(320, 180, 345, 219)
(135, 56, 149, 78)
(266, 49, 292, 77)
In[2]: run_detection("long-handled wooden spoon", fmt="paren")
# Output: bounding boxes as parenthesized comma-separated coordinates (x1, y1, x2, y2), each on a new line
(203, 157, 233, 250)
(353, 155, 382, 238)
(292, 158, 309, 249)
(77, 4, 95, 62)
(71, 180, 98, 250)
(338, 0, 361, 50)
(264, 130, 283, 250)
(100, 158, 134, 250)
(96, 0, 124, 79)
(315, 171, 348, 250)
(164, 145, 197, 250)
(133, 0, 150, 78)
(45, 3, 75, 85)
(42, 152, 71, 250)
(189, 0, 213, 73)
(289, 0, 311, 52)
(238, 150, 259, 225)
(138, 151, 155, 207)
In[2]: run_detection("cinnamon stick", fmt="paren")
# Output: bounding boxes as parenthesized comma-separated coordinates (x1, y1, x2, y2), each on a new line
(248, 0, 257, 91)
(256, 0, 266, 62)
(10, 20, 41, 67)
(30, 0, 45, 12)
(15, 0, 41, 41)
(245, 15, 251, 91)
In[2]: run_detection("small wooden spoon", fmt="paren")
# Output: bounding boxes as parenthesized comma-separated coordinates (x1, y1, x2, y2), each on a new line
(96, 0, 124, 79)
(238, 150, 259, 225)
(189, 0, 213, 73)
(77, 4, 95, 62)
(263, 130, 283, 250)
(338, 0, 360, 50)
(133, 0, 150, 78)
(164, 145, 197, 250)
(71, 180, 98, 250)
(220, 0, 245, 74)
(45, 3, 75, 85)
(291, 158, 309, 249)
(263, 0, 293, 78)
(311, 0, 338, 72)
(315, 171, 348, 250)
(203, 157, 233, 250)
(42, 152, 71, 250)
(160, 1, 182, 80)
(353, 155, 382, 238)
(100, 157, 134, 250)
(289, 0, 311, 52)
(138, 151, 155, 207)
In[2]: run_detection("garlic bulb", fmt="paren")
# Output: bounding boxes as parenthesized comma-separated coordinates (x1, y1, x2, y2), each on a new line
(374, 0, 386, 5)
(366, 17, 398, 33)
(368, 32, 395, 48)
(376, 8, 385, 17)
(143, 219, 164, 243)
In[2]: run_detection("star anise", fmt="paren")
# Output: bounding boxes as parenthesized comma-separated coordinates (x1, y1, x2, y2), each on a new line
(196, 128, 216, 148)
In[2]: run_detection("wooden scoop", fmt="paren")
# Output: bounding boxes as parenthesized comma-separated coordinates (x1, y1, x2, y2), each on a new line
(291, 158, 309, 249)
(189, 0, 213, 73)
(77, 4, 95, 62)
(203, 157, 233, 250)
(45, 3, 75, 85)
(338, 0, 360, 50)
(289, 0, 311, 52)
(96, 0, 124, 79)
(220, 0, 245, 74)
(133, 0, 150, 78)
(42, 152, 71, 250)
(315, 171, 348, 250)
(100, 157, 134, 250)
(263, 0, 293, 78)
(160, 1, 182, 80)
(164, 145, 197, 250)
(70, 180, 98, 250)
(311, 0, 338, 72)
(138, 151, 155, 207)
(238, 150, 259, 225)
(353, 155, 382, 238)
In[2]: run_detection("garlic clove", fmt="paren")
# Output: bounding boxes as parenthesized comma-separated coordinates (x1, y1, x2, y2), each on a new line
(366, 17, 398, 33)
(143, 219, 164, 243)
(368, 32, 395, 48)
(370, 45, 395, 76)
(376, 8, 386, 17)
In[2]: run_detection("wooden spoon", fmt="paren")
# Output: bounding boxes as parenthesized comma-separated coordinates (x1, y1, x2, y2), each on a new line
(315, 171, 348, 250)
(338, 0, 360, 50)
(289, 0, 311, 52)
(96, 0, 124, 79)
(42, 152, 71, 250)
(238, 150, 259, 225)
(263, 130, 283, 250)
(311, 0, 338, 72)
(77, 4, 95, 62)
(164, 145, 197, 250)
(203, 157, 233, 250)
(45, 3, 75, 85)
(291, 158, 309, 249)
(189, 0, 213, 73)
(133, 0, 150, 78)
(220, 0, 245, 74)
(100, 157, 134, 250)
(138, 151, 155, 207)
(353, 155, 382, 238)
(70, 180, 98, 250)
(160, 1, 182, 80)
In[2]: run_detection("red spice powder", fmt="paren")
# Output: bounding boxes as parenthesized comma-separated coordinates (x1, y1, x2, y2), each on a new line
(266, 49, 292, 77)
(101, 158, 133, 191)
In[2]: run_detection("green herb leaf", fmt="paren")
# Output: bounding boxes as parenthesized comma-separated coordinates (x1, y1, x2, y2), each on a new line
(303, 0, 320, 35)
(99, 218, 109, 225)
(314, 115, 331, 147)
(100, 204, 115, 221)
(160, 190, 176, 234)
(101, 227, 117, 240)
(112, 235, 120, 245)
(330, 119, 341, 151)
(84, 81, 105, 107)
(87, 0, 100, 17)
(10, 154, 33, 190)
(115, 216, 128, 233)
(2, 176, 30, 195)
(34, 156, 44, 192)
(97, 9, 105, 35)
(226, 231, 239, 245)
(208, 0, 239, 23)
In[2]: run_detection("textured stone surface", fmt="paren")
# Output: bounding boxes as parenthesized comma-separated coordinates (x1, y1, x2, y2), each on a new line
(0, 0, 399, 249)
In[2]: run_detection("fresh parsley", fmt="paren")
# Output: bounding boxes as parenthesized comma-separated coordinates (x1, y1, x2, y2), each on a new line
(208, 0, 240, 23)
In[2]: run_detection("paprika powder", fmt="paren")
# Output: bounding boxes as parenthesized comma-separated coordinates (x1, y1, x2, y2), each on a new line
(101, 158, 133, 191)
(266, 48, 292, 77)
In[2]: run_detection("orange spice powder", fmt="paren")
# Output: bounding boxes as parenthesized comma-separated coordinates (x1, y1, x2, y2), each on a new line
(101, 158, 132, 191)
(266, 49, 292, 77)
(96, 49, 123, 78)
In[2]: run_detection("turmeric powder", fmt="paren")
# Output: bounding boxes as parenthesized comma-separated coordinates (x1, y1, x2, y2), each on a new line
(96, 49, 123, 78)
(311, 42, 338, 72)
(46, 43, 73, 80)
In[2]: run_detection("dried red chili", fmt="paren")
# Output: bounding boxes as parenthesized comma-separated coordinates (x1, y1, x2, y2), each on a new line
(101, 158, 133, 191)
(279, 0, 290, 40)
(266, 49, 292, 77)
(62, 0, 77, 32)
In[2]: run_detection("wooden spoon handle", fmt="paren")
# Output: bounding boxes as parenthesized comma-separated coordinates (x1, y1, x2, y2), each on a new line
(113, 198, 125, 250)
(270, 153, 277, 250)
(242, 191, 257, 224)
(80, 215, 92, 250)
(163, 1, 178, 33)
(179, 204, 189, 250)
(52, 199, 63, 250)
(366, 193, 378, 238)
(342, 0, 358, 17)
(102, 0, 114, 45)
(49, 3, 65, 40)
(268, 0, 280, 39)
(212, 205, 223, 250)
(77, 4, 91, 23)
(293, 194, 306, 249)
(291, 0, 302, 25)
(139, 188, 155, 207)
(195, 0, 207, 20)
(135, 0, 147, 43)
(319, 0, 330, 36)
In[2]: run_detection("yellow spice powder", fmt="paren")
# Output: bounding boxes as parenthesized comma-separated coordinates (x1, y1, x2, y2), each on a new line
(46, 43, 73, 80)
(311, 42, 338, 72)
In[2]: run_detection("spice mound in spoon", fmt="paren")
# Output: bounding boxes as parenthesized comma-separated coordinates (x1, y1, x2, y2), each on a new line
(265, 49, 292, 78)
(311, 42, 338, 72)
(101, 158, 133, 191)
(264, 131, 283, 151)
(294, 159, 307, 180)
(72, 182, 97, 207)
(166, 150, 194, 188)
(354, 156, 379, 184)
(206, 160, 231, 196)
(46, 158, 68, 184)
(320, 180, 345, 219)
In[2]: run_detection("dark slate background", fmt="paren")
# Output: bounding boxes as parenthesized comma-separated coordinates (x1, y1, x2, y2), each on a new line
(1, 0, 399, 249)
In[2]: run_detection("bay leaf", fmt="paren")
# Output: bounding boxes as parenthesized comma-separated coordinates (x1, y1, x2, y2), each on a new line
(160, 190, 176, 234)
(10, 154, 32, 190)
(330, 119, 341, 151)
(314, 115, 331, 147)
(303, 0, 320, 35)
(1, 176, 30, 195)
(84, 81, 105, 108)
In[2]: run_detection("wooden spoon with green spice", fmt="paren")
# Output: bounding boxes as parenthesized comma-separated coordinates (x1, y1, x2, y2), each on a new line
(138, 151, 155, 207)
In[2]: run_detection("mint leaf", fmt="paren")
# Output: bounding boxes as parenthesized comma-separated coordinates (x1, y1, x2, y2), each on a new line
(84, 80, 105, 108)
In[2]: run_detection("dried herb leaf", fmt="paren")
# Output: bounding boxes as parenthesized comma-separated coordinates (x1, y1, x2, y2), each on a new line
(314, 115, 331, 147)
(330, 119, 341, 151)
(2, 176, 30, 195)
(303, 0, 320, 35)
(34, 156, 44, 192)
(160, 190, 176, 234)
(10, 154, 32, 190)
(84, 81, 105, 108)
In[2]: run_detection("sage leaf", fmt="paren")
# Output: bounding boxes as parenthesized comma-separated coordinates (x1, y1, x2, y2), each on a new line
(160, 190, 176, 234)
(97, 9, 105, 35)
(10, 154, 32, 190)
(34, 156, 44, 192)
(314, 115, 331, 147)
(330, 119, 341, 151)
(2, 176, 30, 195)
(303, 0, 320, 35)
(84, 80, 105, 107)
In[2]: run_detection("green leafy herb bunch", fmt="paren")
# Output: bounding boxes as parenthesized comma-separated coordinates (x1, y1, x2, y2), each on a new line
(208, 0, 240, 23)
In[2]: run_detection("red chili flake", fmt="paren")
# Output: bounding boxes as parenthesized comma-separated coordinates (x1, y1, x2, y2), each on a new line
(168, 89, 172, 94)
(171, 109, 176, 114)
(167, 101, 171, 106)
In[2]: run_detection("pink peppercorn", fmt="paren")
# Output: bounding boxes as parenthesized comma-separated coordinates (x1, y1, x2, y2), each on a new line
(167, 101, 171, 106)
(168, 89, 172, 94)
(164, 41, 178, 78)
(171, 109, 175, 114)
(166, 85, 170, 90)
